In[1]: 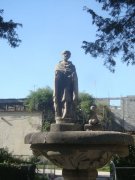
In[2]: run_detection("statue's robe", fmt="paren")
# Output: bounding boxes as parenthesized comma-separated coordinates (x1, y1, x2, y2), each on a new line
(53, 60, 78, 122)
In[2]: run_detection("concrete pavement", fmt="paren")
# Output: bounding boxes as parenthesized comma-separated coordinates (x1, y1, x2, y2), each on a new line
(37, 169, 110, 179)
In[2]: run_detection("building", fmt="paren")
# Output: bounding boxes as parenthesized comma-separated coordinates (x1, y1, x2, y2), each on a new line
(0, 99, 42, 156)
(97, 96, 135, 132)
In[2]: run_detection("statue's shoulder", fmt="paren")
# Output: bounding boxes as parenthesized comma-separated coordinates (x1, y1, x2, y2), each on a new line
(56, 60, 62, 66)
(55, 60, 64, 71)
(69, 61, 76, 69)
(68, 60, 75, 66)
(68, 60, 72, 64)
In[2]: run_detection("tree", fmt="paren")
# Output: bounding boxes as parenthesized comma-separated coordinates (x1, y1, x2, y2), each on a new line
(26, 87, 53, 112)
(0, 9, 22, 47)
(77, 92, 95, 124)
(25, 87, 54, 131)
(82, 0, 135, 72)
(96, 103, 114, 130)
(25, 88, 114, 130)
(112, 145, 135, 179)
(77, 92, 115, 128)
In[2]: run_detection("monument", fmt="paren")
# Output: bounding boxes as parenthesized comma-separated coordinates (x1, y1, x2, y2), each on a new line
(53, 50, 78, 123)
(25, 51, 134, 180)
(51, 50, 82, 132)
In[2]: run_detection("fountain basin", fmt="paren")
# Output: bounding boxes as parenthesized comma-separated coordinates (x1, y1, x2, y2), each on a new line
(25, 131, 133, 170)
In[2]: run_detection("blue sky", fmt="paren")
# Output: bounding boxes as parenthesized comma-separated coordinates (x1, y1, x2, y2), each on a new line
(0, 0, 135, 99)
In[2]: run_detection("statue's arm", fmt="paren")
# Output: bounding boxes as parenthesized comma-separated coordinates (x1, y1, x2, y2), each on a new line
(53, 70, 59, 103)
(73, 71, 78, 103)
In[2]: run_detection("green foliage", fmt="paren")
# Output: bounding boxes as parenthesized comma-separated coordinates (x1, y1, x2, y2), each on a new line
(0, 163, 36, 180)
(25, 87, 114, 130)
(42, 121, 51, 132)
(98, 163, 110, 172)
(96, 104, 114, 130)
(79, 92, 94, 103)
(77, 92, 95, 123)
(0, 148, 38, 164)
(25, 87, 54, 131)
(0, 9, 22, 47)
(34, 174, 49, 180)
(0, 148, 36, 180)
(0, 148, 24, 164)
(25, 87, 53, 112)
(77, 92, 114, 127)
(113, 145, 135, 167)
(112, 145, 135, 180)
(82, 1, 135, 72)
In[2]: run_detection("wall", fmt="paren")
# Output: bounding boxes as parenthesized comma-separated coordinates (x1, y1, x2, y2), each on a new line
(0, 111, 42, 156)
(97, 96, 135, 132)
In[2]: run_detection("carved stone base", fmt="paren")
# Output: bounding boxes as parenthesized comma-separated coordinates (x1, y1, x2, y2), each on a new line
(50, 123, 83, 131)
(55, 117, 74, 124)
(84, 123, 102, 131)
(62, 169, 98, 180)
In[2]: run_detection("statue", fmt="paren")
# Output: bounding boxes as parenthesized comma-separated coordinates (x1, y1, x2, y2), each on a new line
(53, 50, 78, 123)
(89, 105, 99, 125)
(84, 105, 102, 131)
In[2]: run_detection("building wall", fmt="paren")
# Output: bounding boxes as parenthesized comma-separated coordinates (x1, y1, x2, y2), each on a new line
(122, 96, 135, 131)
(0, 111, 42, 156)
(97, 96, 135, 132)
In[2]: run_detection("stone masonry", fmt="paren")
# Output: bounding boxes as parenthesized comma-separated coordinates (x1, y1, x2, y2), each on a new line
(97, 96, 135, 132)
(0, 111, 42, 156)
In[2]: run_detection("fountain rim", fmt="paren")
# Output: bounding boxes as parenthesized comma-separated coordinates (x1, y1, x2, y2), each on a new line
(25, 131, 134, 146)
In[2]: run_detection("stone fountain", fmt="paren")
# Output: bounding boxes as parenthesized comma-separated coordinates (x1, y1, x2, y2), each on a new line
(25, 51, 134, 180)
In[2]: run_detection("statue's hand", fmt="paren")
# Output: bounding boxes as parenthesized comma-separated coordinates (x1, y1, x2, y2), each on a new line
(73, 96, 77, 105)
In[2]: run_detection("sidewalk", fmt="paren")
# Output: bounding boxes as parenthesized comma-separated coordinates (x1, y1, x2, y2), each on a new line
(97, 171, 110, 180)
(38, 169, 110, 179)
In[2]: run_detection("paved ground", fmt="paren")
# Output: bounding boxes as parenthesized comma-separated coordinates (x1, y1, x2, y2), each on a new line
(97, 172, 110, 180)
(38, 169, 110, 179)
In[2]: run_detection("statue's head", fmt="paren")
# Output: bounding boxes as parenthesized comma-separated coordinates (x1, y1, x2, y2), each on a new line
(90, 105, 97, 111)
(62, 50, 71, 61)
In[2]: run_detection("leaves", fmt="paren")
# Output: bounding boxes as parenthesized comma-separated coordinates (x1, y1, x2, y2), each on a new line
(25, 87, 55, 131)
(82, 1, 135, 72)
(25, 87, 53, 112)
(113, 145, 135, 166)
(0, 9, 22, 47)
(77, 92, 95, 123)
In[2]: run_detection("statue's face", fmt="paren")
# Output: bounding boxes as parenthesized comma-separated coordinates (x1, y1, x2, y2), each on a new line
(62, 51, 71, 61)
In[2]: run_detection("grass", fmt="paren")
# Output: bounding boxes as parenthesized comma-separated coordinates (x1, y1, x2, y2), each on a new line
(98, 164, 110, 172)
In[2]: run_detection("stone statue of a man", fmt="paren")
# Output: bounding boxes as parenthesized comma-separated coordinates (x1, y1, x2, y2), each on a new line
(53, 50, 78, 123)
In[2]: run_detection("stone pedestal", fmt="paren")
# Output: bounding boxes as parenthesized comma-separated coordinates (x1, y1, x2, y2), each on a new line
(50, 123, 83, 131)
(84, 123, 102, 131)
(62, 169, 97, 180)
(25, 131, 134, 180)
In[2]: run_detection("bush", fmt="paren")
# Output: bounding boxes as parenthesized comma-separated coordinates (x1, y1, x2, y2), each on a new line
(0, 163, 36, 180)
(112, 145, 135, 180)
(113, 145, 135, 167)
(0, 148, 36, 180)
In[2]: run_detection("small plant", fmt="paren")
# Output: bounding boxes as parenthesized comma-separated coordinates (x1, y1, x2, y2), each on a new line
(0, 148, 24, 164)
(113, 145, 135, 167)
(42, 121, 51, 132)
(0, 148, 36, 180)
(112, 145, 135, 180)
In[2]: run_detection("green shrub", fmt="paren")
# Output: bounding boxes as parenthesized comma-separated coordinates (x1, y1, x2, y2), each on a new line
(0, 148, 36, 180)
(0, 163, 36, 180)
(113, 145, 135, 167)
(112, 145, 135, 180)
